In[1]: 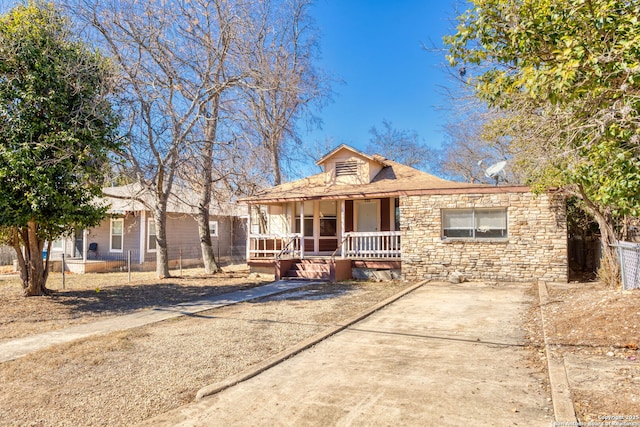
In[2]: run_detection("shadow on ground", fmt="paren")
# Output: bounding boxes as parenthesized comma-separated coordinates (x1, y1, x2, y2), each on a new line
(49, 282, 263, 315)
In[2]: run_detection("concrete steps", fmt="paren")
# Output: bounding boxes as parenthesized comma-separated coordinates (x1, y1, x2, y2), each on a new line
(284, 259, 332, 280)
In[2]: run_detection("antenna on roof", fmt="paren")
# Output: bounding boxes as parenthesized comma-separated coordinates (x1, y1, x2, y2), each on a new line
(484, 160, 507, 186)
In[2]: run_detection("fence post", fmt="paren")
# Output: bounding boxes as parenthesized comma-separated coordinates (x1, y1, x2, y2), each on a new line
(127, 250, 131, 283)
(62, 253, 65, 290)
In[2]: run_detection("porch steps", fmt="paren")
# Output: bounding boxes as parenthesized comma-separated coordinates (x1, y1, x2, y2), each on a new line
(283, 259, 332, 280)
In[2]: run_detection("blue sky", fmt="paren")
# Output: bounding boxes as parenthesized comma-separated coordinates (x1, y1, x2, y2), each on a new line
(306, 0, 462, 153)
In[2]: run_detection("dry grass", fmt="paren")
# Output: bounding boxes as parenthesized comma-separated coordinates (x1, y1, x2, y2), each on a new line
(0, 268, 411, 427)
(532, 282, 640, 422)
(0, 265, 269, 341)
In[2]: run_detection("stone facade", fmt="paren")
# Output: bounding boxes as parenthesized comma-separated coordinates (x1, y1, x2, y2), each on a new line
(400, 190, 567, 283)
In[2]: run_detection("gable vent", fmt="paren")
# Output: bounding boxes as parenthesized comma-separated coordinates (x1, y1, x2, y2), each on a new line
(335, 160, 358, 176)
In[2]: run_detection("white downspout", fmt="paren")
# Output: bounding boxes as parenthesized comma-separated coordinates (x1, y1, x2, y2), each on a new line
(299, 202, 304, 259)
(82, 229, 88, 262)
(139, 211, 146, 264)
(246, 205, 252, 262)
(340, 200, 346, 259)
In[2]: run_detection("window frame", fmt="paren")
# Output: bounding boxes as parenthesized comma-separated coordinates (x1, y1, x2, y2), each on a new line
(441, 208, 508, 240)
(319, 200, 337, 237)
(147, 219, 157, 252)
(51, 239, 64, 252)
(209, 220, 218, 238)
(110, 217, 124, 253)
(294, 201, 314, 236)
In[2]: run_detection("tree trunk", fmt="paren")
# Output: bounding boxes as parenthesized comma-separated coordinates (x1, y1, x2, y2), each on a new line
(578, 186, 621, 286)
(13, 221, 51, 296)
(153, 208, 171, 279)
(197, 214, 221, 274)
(196, 95, 222, 274)
(270, 139, 282, 186)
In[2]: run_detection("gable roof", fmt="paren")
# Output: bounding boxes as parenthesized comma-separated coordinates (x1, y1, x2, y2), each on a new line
(242, 157, 528, 204)
(102, 183, 247, 217)
(315, 144, 385, 167)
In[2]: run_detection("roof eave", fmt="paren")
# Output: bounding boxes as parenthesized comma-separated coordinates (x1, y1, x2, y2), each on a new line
(242, 185, 533, 204)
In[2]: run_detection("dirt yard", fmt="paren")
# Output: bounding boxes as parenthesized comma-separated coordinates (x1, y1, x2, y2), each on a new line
(0, 268, 638, 425)
(0, 268, 411, 426)
(526, 281, 640, 423)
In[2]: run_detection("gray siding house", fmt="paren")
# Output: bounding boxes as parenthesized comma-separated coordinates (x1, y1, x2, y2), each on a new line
(57, 184, 247, 273)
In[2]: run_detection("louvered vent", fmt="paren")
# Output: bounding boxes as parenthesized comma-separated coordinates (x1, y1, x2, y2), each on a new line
(335, 161, 358, 176)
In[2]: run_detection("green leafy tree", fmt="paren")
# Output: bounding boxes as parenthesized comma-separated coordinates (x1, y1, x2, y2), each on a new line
(445, 0, 640, 285)
(0, 1, 118, 296)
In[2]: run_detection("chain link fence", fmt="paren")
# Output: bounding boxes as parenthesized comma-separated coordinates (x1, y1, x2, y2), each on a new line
(0, 244, 246, 274)
(614, 241, 640, 290)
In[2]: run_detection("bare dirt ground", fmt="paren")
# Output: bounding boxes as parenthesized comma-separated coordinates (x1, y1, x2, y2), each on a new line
(0, 267, 410, 426)
(525, 281, 640, 423)
(1, 267, 638, 425)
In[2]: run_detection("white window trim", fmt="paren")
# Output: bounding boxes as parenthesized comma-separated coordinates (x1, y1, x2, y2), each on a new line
(51, 239, 64, 252)
(441, 208, 508, 240)
(110, 218, 124, 253)
(147, 219, 157, 252)
(209, 220, 218, 238)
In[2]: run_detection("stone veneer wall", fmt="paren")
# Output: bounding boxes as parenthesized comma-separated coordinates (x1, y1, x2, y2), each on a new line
(400, 191, 568, 283)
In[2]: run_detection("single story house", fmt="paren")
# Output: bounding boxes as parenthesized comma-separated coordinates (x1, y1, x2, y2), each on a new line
(50, 184, 247, 273)
(242, 144, 568, 282)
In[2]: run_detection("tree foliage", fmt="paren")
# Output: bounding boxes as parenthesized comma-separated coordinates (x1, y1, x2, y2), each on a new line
(445, 0, 640, 284)
(0, 1, 118, 295)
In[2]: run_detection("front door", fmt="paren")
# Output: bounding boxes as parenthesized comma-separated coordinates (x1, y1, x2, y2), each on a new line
(356, 200, 379, 232)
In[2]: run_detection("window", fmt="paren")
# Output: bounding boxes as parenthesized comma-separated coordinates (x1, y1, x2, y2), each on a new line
(442, 208, 507, 239)
(51, 239, 64, 252)
(319, 201, 337, 237)
(110, 218, 124, 252)
(148, 220, 157, 252)
(295, 201, 314, 236)
(209, 220, 218, 238)
(335, 160, 358, 176)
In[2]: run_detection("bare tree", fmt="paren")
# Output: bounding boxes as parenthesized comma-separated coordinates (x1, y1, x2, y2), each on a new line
(72, 0, 218, 278)
(441, 103, 526, 185)
(238, 0, 329, 186)
(366, 119, 441, 173)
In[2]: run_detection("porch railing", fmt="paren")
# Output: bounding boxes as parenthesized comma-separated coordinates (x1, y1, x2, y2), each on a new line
(342, 231, 401, 259)
(249, 231, 401, 260)
(249, 233, 302, 259)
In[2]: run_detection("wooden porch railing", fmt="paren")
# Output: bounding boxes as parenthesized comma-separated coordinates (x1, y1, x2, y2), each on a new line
(248, 233, 302, 259)
(249, 231, 401, 260)
(341, 231, 401, 259)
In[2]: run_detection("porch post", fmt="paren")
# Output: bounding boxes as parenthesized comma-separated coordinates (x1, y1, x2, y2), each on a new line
(139, 210, 146, 264)
(299, 202, 304, 259)
(82, 229, 88, 262)
(340, 200, 346, 259)
(246, 205, 252, 261)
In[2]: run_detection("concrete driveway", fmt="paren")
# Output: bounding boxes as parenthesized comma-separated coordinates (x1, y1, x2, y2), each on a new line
(140, 282, 554, 426)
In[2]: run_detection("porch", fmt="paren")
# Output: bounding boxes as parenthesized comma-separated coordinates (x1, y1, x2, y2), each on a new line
(248, 231, 401, 260)
(247, 231, 402, 281)
(246, 197, 402, 280)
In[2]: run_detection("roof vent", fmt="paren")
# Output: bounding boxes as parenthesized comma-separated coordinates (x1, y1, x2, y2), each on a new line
(335, 160, 358, 176)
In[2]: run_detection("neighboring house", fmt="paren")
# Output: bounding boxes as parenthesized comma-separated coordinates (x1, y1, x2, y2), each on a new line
(51, 184, 247, 273)
(242, 144, 568, 282)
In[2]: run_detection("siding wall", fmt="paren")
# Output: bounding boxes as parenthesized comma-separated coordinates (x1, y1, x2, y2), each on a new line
(400, 191, 568, 283)
(87, 212, 245, 260)
(86, 214, 141, 257)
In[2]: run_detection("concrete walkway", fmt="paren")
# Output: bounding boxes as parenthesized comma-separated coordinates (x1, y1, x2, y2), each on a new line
(138, 282, 555, 426)
(0, 280, 316, 363)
